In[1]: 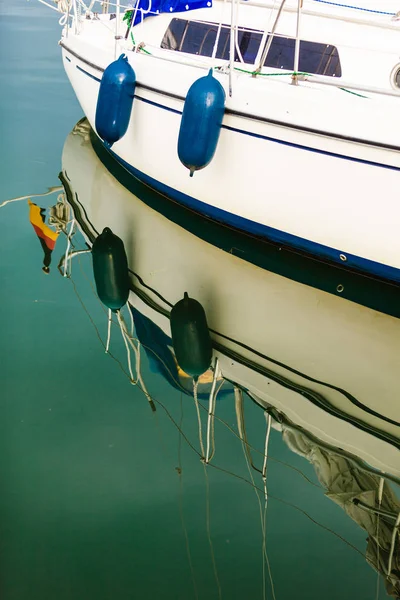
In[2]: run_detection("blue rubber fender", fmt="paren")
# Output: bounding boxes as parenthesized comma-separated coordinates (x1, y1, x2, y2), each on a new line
(95, 54, 136, 147)
(178, 69, 225, 176)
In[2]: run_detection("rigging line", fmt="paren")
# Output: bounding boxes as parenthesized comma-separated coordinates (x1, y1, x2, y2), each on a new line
(236, 387, 267, 600)
(206, 462, 366, 559)
(66, 291, 367, 568)
(68, 276, 131, 379)
(149, 396, 203, 458)
(0, 186, 63, 209)
(139, 381, 367, 562)
(236, 388, 276, 600)
(197, 391, 321, 489)
(177, 393, 199, 600)
(203, 462, 223, 600)
(117, 310, 136, 383)
(262, 411, 277, 600)
(80, 254, 388, 486)
(65, 276, 371, 562)
(376, 477, 384, 600)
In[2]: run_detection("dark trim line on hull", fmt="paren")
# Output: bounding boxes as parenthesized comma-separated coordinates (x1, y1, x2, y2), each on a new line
(58, 168, 400, 454)
(130, 281, 400, 453)
(87, 127, 400, 319)
(60, 40, 400, 155)
(103, 135, 400, 285)
(76, 65, 101, 82)
(135, 95, 400, 172)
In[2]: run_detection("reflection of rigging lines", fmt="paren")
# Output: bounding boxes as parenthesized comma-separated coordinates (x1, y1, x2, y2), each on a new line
(63, 240, 374, 567)
(0, 186, 63, 209)
(58, 173, 400, 589)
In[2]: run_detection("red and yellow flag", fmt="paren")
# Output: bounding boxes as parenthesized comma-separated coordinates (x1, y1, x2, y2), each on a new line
(28, 199, 59, 250)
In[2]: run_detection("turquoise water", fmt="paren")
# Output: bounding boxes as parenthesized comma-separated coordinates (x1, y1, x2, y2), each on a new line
(0, 2, 395, 599)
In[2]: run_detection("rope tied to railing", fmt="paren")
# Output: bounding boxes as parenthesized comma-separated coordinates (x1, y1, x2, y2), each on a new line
(53, 0, 72, 12)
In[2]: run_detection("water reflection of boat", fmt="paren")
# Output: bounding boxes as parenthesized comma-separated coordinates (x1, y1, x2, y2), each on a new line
(61, 118, 400, 475)
(60, 118, 400, 595)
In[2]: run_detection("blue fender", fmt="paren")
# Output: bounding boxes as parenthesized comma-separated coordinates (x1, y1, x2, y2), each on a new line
(178, 69, 225, 176)
(95, 54, 136, 147)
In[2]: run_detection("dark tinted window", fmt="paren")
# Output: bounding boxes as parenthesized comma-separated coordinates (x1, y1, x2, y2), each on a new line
(161, 18, 341, 77)
(161, 19, 261, 64)
(264, 36, 341, 76)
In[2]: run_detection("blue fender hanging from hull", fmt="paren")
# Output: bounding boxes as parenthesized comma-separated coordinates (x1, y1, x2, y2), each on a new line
(95, 54, 136, 147)
(178, 69, 225, 176)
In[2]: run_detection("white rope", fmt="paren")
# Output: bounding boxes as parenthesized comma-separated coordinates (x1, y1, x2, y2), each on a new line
(117, 309, 135, 383)
(375, 477, 384, 600)
(127, 304, 134, 337)
(0, 187, 63, 210)
(262, 410, 276, 600)
(105, 308, 112, 353)
(262, 411, 272, 500)
(63, 217, 75, 277)
(205, 358, 219, 464)
(59, 249, 91, 274)
(38, 0, 64, 12)
(54, 0, 72, 11)
(118, 312, 154, 406)
(193, 379, 205, 459)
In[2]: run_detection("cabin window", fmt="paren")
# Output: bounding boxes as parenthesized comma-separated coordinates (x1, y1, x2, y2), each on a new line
(161, 18, 262, 63)
(161, 18, 342, 77)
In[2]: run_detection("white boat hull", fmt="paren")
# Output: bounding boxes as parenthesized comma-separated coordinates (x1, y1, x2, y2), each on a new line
(61, 39, 400, 284)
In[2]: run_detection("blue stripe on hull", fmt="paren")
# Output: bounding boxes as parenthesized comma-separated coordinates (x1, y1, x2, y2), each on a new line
(106, 144, 400, 284)
(74, 62, 400, 173)
(71, 62, 399, 283)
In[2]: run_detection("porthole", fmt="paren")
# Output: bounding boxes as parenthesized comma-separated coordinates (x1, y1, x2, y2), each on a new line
(390, 64, 400, 90)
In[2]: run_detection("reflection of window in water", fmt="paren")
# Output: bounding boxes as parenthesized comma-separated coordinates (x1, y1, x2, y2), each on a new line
(28, 195, 70, 274)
